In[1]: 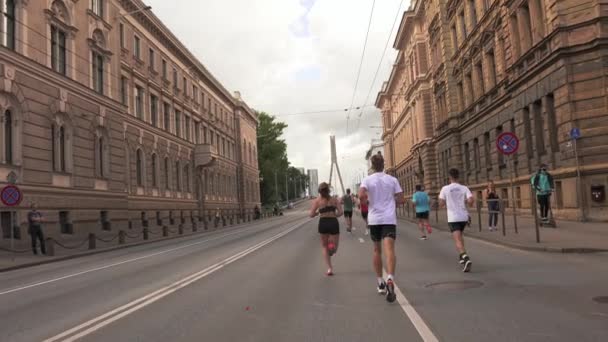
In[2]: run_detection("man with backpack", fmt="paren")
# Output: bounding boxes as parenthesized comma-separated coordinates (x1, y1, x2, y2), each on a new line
(531, 164, 555, 224)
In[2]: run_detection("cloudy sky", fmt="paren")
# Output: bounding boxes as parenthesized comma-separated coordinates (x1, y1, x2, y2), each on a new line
(146, 0, 410, 191)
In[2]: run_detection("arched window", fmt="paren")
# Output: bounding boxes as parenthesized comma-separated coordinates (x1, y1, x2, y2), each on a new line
(4, 110, 12, 164)
(136, 149, 143, 186)
(151, 154, 158, 187)
(164, 157, 170, 190)
(1, 0, 16, 50)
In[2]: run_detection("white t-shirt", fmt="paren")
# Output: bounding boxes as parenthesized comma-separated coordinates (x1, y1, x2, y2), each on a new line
(439, 183, 473, 223)
(360, 172, 403, 225)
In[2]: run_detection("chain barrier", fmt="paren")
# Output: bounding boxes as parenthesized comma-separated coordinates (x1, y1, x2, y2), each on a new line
(95, 234, 120, 243)
(124, 231, 142, 239)
(148, 229, 162, 236)
(0, 245, 31, 254)
(53, 237, 90, 250)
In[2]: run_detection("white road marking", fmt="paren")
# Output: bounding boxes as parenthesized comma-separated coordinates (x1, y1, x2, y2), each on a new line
(358, 238, 365, 243)
(385, 271, 439, 342)
(43, 220, 309, 342)
(0, 218, 303, 296)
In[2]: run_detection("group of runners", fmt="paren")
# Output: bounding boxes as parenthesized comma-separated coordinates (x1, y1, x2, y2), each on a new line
(309, 154, 475, 303)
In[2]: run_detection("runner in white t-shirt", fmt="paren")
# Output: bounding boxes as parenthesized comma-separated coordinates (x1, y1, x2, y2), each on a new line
(439, 168, 475, 272)
(359, 154, 404, 303)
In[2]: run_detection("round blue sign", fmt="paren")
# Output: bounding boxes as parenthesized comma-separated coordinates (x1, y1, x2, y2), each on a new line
(1, 185, 22, 207)
(496, 132, 519, 156)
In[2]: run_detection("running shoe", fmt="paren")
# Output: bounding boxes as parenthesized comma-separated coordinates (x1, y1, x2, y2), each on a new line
(386, 279, 397, 303)
(420, 236, 427, 240)
(463, 259, 472, 273)
(326, 269, 334, 276)
(377, 281, 387, 295)
(365, 228, 370, 236)
(459, 255, 465, 264)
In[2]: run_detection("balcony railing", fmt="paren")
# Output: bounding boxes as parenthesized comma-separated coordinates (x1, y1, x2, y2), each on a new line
(194, 144, 217, 168)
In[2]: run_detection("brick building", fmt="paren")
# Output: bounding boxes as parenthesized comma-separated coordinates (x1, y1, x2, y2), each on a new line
(0, 0, 260, 240)
(377, 0, 608, 221)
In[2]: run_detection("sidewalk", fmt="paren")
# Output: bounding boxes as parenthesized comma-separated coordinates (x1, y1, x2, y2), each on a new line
(0, 215, 284, 272)
(398, 209, 608, 253)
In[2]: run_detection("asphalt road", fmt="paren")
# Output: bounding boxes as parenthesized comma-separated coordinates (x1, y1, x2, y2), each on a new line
(1, 205, 607, 342)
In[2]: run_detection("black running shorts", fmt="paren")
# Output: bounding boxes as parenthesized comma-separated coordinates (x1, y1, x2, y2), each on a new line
(343, 211, 353, 218)
(448, 221, 467, 232)
(369, 225, 396, 242)
(318, 217, 340, 235)
(415, 211, 429, 219)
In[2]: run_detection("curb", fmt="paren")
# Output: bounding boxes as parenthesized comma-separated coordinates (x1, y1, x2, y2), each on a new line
(0, 215, 293, 273)
(398, 218, 608, 254)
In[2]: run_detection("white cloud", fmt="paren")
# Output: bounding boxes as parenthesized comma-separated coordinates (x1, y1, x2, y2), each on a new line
(145, 0, 409, 193)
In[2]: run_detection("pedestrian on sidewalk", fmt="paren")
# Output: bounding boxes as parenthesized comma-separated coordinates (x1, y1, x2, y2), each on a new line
(531, 164, 555, 224)
(412, 185, 432, 240)
(27, 202, 46, 255)
(439, 168, 475, 272)
(309, 182, 343, 276)
(485, 181, 500, 231)
(359, 154, 404, 303)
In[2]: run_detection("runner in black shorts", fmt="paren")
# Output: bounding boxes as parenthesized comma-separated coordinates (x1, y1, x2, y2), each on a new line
(439, 169, 475, 272)
(412, 185, 432, 240)
(310, 182, 343, 276)
(342, 189, 355, 233)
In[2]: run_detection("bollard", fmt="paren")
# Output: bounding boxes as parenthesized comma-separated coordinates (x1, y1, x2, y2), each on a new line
(46, 238, 55, 256)
(119, 230, 126, 244)
(89, 233, 96, 250)
(143, 228, 149, 240)
(142, 219, 149, 228)
(477, 200, 482, 232)
(163, 226, 169, 237)
(178, 225, 184, 235)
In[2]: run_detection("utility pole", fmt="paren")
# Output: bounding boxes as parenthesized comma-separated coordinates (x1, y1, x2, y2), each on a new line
(274, 171, 278, 203)
(285, 173, 289, 202)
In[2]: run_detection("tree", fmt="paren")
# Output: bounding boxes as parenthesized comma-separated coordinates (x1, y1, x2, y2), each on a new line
(257, 112, 289, 205)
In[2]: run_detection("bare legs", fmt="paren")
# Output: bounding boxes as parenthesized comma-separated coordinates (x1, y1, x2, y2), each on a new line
(452, 230, 466, 254)
(373, 238, 396, 277)
(320, 234, 340, 273)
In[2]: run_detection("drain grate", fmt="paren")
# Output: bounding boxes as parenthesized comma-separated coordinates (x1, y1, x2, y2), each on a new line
(592, 296, 608, 304)
(425, 280, 484, 290)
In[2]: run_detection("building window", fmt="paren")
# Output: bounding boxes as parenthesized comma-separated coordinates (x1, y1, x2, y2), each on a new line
(150, 94, 158, 127)
(463, 142, 470, 171)
(175, 161, 181, 191)
(136, 149, 143, 186)
(532, 100, 545, 156)
(164, 157, 170, 190)
(545, 94, 559, 153)
(151, 154, 158, 187)
(1, 0, 16, 50)
(119, 23, 125, 49)
(91, 0, 103, 17)
(468, 0, 477, 28)
(134, 35, 141, 59)
(193, 86, 198, 103)
(4, 110, 12, 164)
(451, 24, 458, 50)
(459, 11, 467, 39)
(163, 102, 170, 131)
(92, 51, 104, 94)
(510, 14, 521, 59)
(175, 110, 181, 137)
(457, 82, 465, 111)
(51, 25, 67, 75)
(465, 73, 474, 106)
(523, 106, 533, 158)
(183, 165, 190, 193)
(484, 132, 492, 169)
(183, 77, 187, 96)
(519, 3, 533, 52)
(203, 126, 208, 144)
(185, 115, 191, 141)
(120, 77, 128, 105)
(496, 126, 505, 166)
(486, 50, 497, 89)
(149, 48, 155, 71)
(135, 86, 144, 119)
(173, 68, 178, 87)
(95, 134, 108, 179)
(473, 138, 480, 171)
(195, 122, 200, 143)
(475, 61, 484, 97)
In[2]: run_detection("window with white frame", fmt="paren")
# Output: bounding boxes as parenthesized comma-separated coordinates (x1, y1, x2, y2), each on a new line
(91, 0, 103, 17)
(51, 25, 67, 75)
(134, 35, 141, 59)
(135, 86, 144, 119)
(150, 94, 158, 126)
(92, 51, 104, 94)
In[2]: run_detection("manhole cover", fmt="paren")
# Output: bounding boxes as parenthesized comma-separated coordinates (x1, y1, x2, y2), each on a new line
(425, 280, 484, 290)
(593, 296, 608, 304)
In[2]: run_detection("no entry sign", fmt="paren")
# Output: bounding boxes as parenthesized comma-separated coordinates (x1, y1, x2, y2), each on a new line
(1, 185, 22, 207)
(496, 132, 519, 156)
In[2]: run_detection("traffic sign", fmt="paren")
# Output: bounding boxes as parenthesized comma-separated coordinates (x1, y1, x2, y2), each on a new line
(1, 185, 22, 207)
(570, 127, 581, 140)
(496, 132, 519, 156)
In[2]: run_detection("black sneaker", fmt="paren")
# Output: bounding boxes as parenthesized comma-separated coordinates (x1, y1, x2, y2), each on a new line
(386, 279, 396, 303)
(462, 259, 472, 273)
(459, 254, 465, 264)
(377, 281, 387, 295)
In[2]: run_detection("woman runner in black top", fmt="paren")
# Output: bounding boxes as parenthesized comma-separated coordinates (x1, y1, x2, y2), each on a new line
(309, 182, 343, 276)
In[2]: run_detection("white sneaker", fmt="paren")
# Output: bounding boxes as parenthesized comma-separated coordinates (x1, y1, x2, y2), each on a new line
(365, 229, 370, 236)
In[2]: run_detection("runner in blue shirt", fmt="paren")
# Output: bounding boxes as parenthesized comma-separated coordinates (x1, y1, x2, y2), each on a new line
(412, 185, 432, 240)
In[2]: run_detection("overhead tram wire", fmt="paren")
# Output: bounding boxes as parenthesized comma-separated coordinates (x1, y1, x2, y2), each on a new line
(274, 105, 375, 117)
(355, 0, 406, 133)
(345, 0, 377, 136)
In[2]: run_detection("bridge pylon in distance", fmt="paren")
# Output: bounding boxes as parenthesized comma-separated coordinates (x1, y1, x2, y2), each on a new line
(328, 136, 345, 196)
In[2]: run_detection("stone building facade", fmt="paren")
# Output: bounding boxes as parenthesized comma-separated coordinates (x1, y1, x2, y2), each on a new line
(377, 0, 608, 221)
(0, 0, 260, 240)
